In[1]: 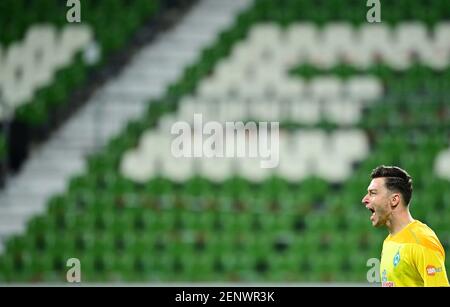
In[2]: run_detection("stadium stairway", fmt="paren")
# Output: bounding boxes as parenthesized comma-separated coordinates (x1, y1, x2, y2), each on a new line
(0, 0, 252, 254)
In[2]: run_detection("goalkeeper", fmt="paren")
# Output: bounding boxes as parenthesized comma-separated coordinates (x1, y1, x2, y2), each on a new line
(361, 165, 449, 287)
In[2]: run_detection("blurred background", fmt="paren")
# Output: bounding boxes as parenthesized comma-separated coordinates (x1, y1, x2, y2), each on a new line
(0, 0, 449, 285)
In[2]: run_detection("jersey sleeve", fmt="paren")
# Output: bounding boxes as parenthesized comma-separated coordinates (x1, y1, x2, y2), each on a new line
(413, 245, 449, 287)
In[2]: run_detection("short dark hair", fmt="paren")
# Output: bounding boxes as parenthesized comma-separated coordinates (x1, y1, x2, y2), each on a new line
(371, 165, 413, 206)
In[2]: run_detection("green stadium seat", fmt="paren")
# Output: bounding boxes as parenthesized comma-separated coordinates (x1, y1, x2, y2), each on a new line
(0, 255, 10, 282)
(234, 253, 258, 281)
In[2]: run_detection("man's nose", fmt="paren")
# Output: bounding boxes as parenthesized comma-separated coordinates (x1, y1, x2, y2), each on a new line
(362, 195, 369, 204)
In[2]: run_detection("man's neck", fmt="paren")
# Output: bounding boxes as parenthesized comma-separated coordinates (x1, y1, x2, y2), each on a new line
(387, 210, 414, 236)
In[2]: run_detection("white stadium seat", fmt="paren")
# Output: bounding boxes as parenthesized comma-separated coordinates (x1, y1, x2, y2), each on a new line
(248, 23, 283, 48)
(120, 150, 157, 183)
(424, 22, 450, 70)
(200, 157, 235, 182)
(237, 157, 270, 183)
(57, 25, 93, 67)
(323, 98, 362, 125)
(230, 41, 254, 65)
(177, 96, 196, 121)
(161, 156, 195, 182)
(435, 22, 450, 50)
(395, 22, 430, 56)
(286, 23, 320, 63)
(140, 131, 171, 157)
(248, 99, 280, 122)
(289, 98, 321, 124)
(358, 24, 394, 64)
(218, 100, 245, 122)
(295, 129, 327, 160)
(24, 25, 57, 88)
(345, 76, 383, 102)
(198, 76, 224, 100)
(276, 137, 309, 181)
(322, 23, 355, 60)
(2, 43, 34, 107)
(332, 129, 369, 161)
(420, 43, 449, 70)
(309, 77, 343, 100)
(276, 153, 309, 182)
(278, 78, 305, 101)
(434, 149, 450, 181)
(158, 113, 178, 133)
(316, 153, 353, 183)
(310, 46, 338, 69)
(239, 76, 266, 101)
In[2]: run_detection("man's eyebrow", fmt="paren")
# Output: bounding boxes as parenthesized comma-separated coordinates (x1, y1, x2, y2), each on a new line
(368, 189, 377, 193)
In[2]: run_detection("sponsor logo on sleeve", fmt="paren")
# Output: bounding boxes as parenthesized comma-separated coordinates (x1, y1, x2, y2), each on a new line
(382, 281, 395, 287)
(426, 265, 442, 276)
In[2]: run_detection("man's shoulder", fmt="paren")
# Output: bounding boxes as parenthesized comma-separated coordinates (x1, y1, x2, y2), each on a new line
(408, 220, 445, 256)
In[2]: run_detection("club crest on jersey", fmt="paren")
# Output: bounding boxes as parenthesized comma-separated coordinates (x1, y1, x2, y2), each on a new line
(393, 249, 401, 267)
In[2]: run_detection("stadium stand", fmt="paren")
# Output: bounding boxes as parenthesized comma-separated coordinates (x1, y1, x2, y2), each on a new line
(0, 0, 449, 284)
(0, 0, 166, 173)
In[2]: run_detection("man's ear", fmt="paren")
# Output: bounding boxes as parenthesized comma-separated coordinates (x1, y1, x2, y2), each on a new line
(391, 193, 401, 208)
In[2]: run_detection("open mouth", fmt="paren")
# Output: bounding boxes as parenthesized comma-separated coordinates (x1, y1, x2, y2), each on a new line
(367, 207, 375, 220)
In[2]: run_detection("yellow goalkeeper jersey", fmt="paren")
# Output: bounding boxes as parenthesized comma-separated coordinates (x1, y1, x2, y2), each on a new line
(380, 220, 449, 287)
